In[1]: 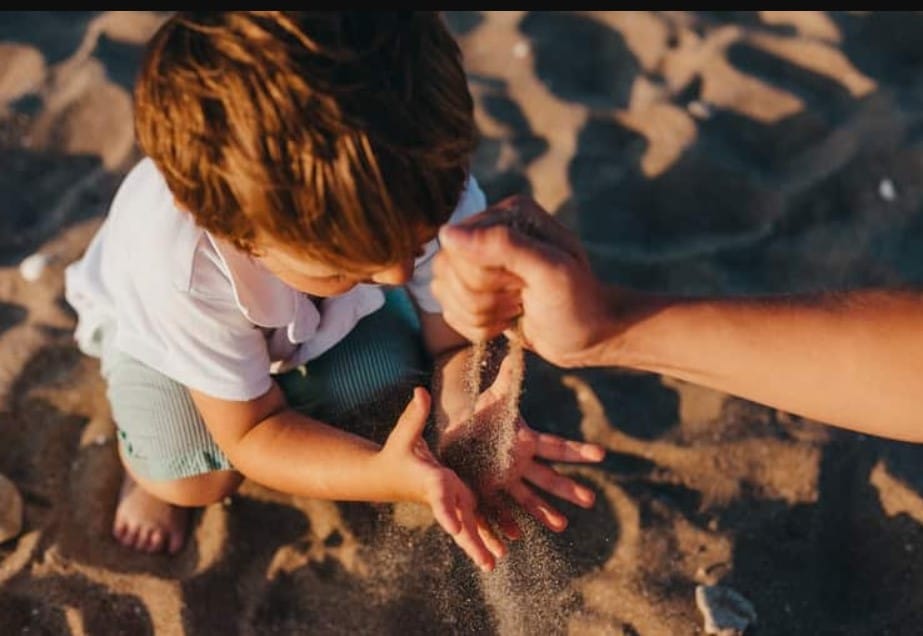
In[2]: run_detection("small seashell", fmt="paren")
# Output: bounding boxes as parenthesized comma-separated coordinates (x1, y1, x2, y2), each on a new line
(695, 584, 757, 636)
(19, 253, 50, 282)
(879, 178, 897, 202)
(0, 473, 24, 544)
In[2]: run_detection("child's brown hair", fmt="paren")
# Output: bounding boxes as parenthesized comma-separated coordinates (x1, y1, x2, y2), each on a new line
(134, 11, 477, 270)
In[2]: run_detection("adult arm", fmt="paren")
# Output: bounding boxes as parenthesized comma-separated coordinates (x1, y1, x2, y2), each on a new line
(432, 195, 923, 442)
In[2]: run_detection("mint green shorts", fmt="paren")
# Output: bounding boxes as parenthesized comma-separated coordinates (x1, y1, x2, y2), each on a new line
(100, 290, 429, 482)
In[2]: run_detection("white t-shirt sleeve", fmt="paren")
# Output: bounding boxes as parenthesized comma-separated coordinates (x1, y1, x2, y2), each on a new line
(405, 176, 487, 314)
(67, 158, 274, 403)
(114, 246, 273, 402)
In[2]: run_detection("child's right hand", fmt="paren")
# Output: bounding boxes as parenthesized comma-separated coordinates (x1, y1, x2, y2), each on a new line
(377, 387, 506, 572)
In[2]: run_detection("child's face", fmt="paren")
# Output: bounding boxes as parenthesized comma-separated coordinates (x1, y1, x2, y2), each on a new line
(255, 240, 423, 297)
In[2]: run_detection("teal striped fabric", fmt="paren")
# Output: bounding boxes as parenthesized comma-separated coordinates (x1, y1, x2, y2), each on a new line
(102, 288, 430, 482)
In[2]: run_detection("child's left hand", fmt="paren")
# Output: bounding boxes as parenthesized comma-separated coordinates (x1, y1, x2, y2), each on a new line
(490, 414, 604, 537)
(438, 354, 606, 538)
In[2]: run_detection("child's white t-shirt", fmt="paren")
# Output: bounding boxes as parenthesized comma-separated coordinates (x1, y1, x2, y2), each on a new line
(64, 158, 486, 402)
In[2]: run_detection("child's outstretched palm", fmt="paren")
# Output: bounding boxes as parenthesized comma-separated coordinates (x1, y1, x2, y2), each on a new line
(438, 354, 606, 538)
(379, 387, 505, 571)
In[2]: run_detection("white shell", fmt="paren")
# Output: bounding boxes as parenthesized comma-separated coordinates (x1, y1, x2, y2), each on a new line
(879, 178, 897, 202)
(695, 584, 757, 636)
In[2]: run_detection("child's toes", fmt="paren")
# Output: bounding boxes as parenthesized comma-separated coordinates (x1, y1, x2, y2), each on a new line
(146, 529, 165, 553)
(167, 529, 184, 555)
(135, 528, 154, 552)
(137, 527, 155, 552)
(120, 524, 141, 549)
(112, 520, 128, 543)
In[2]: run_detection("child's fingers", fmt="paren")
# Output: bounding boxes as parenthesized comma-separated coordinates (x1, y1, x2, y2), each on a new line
(489, 502, 522, 540)
(431, 490, 461, 535)
(455, 511, 496, 571)
(508, 481, 568, 533)
(431, 486, 495, 572)
(476, 512, 507, 560)
(531, 430, 606, 463)
(480, 494, 522, 540)
(454, 491, 496, 571)
(523, 461, 597, 509)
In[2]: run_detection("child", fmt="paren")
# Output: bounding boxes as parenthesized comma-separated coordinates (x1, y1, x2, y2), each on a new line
(64, 12, 604, 570)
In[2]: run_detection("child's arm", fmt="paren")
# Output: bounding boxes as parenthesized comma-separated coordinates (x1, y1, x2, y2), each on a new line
(418, 312, 605, 537)
(189, 383, 503, 571)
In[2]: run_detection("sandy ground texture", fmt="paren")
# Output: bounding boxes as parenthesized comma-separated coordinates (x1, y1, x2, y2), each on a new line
(2, 10, 923, 635)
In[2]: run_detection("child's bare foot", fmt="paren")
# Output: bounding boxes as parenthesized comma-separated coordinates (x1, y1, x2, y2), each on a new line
(113, 473, 188, 555)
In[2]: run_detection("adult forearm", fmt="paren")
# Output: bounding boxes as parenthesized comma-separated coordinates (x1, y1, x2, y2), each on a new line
(595, 289, 923, 441)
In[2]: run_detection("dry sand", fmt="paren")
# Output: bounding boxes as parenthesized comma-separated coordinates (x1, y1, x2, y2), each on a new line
(3, 10, 923, 635)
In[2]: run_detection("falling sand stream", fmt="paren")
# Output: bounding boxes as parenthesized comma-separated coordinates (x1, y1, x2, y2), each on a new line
(435, 208, 583, 634)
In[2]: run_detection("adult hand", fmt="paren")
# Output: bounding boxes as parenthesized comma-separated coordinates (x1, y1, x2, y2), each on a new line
(432, 195, 617, 369)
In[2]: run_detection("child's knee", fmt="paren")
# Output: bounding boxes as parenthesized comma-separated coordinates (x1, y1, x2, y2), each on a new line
(132, 469, 243, 507)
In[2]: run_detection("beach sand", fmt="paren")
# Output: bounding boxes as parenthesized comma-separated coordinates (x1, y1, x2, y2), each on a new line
(2, 11, 923, 635)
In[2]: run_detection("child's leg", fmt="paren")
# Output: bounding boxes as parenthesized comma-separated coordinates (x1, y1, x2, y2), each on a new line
(114, 449, 240, 555)
(99, 288, 428, 555)
(276, 288, 430, 442)
(100, 343, 241, 555)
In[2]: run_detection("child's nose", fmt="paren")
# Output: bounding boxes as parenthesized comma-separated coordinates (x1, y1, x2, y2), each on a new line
(370, 259, 413, 286)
